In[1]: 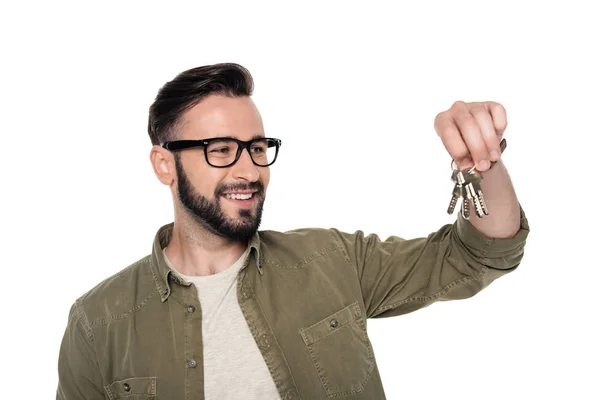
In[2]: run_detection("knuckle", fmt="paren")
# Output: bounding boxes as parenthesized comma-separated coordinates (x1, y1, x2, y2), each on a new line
(498, 110, 508, 128)
(493, 101, 506, 113)
(451, 100, 465, 110)
(470, 104, 486, 115)
(440, 126, 456, 139)
(454, 112, 474, 126)
(434, 112, 452, 136)
(492, 102, 508, 119)
(434, 111, 445, 125)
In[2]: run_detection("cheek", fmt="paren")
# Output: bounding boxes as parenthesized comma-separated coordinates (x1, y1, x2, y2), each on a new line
(261, 170, 271, 190)
(186, 168, 223, 198)
(208, 171, 231, 196)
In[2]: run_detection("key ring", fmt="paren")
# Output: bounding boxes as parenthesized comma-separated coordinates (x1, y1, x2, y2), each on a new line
(451, 138, 507, 171)
(450, 159, 479, 172)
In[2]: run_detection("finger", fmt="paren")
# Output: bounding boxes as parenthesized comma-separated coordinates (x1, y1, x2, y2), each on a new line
(485, 101, 508, 136)
(451, 101, 489, 171)
(434, 111, 471, 168)
(469, 103, 501, 162)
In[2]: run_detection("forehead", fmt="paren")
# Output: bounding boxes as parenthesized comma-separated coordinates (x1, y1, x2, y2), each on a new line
(178, 95, 264, 140)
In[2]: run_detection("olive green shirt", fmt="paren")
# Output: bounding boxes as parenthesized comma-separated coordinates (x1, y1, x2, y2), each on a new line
(56, 205, 530, 399)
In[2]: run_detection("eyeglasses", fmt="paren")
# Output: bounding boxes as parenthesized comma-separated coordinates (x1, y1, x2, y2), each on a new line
(161, 137, 282, 168)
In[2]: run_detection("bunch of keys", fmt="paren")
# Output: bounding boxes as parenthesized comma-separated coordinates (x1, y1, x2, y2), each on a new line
(446, 138, 507, 219)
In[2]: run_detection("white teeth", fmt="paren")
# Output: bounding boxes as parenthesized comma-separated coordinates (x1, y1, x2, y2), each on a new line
(225, 193, 253, 200)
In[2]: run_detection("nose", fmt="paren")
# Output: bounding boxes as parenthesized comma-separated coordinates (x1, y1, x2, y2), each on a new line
(232, 147, 260, 182)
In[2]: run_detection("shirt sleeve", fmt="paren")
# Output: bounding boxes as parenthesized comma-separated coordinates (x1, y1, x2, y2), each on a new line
(56, 301, 105, 400)
(330, 203, 530, 319)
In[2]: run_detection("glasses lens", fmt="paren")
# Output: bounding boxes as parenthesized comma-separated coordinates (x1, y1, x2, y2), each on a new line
(206, 139, 238, 167)
(250, 138, 278, 166)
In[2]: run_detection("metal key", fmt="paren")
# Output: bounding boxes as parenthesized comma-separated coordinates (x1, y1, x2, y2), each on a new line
(448, 168, 472, 219)
(471, 171, 489, 217)
(446, 169, 462, 215)
(463, 169, 488, 218)
(455, 170, 472, 219)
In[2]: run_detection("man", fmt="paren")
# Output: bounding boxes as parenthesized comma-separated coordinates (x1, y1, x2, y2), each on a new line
(56, 63, 529, 399)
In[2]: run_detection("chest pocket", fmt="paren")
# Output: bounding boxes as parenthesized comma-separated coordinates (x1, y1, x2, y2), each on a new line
(300, 301, 375, 398)
(104, 377, 156, 400)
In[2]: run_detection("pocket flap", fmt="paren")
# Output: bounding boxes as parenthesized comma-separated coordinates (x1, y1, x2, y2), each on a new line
(105, 376, 156, 399)
(300, 301, 361, 346)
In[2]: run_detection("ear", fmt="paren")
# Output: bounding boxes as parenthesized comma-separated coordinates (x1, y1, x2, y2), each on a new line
(150, 145, 175, 185)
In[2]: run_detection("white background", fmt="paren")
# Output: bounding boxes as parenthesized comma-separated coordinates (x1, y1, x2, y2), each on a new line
(1, 1, 598, 399)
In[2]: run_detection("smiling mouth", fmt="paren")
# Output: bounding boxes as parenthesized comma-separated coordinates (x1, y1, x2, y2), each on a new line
(220, 192, 259, 209)
(223, 192, 255, 200)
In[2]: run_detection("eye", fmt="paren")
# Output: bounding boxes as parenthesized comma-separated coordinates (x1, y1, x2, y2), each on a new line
(210, 147, 231, 154)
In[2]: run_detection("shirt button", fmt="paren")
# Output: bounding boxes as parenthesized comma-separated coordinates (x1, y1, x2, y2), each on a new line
(187, 305, 196, 313)
(259, 334, 270, 349)
(330, 318, 339, 328)
(123, 383, 131, 392)
(188, 359, 197, 368)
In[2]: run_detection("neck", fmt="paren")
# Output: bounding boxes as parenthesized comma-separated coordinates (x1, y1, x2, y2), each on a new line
(165, 211, 248, 277)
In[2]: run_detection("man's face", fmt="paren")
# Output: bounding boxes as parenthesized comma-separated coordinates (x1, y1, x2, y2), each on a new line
(173, 95, 270, 242)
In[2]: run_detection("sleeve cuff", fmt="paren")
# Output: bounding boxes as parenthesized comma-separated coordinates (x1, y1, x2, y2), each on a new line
(454, 202, 530, 267)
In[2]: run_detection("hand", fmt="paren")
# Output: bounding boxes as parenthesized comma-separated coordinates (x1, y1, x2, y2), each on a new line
(434, 101, 507, 172)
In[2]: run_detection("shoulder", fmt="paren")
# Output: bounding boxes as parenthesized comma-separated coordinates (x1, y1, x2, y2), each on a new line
(258, 227, 342, 247)
(73, 254, 159, 327)
(259, 226, 364, 249)
(258, 227, 352, 269)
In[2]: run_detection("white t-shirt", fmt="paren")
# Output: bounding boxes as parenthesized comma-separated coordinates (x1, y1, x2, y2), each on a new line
(163, 246, 281, 399)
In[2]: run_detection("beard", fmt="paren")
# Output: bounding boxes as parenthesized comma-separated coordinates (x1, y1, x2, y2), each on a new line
(175, 155, 265, 243)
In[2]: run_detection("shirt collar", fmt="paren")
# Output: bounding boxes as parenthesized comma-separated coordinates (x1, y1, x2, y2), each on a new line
(149, 222, 263, 302)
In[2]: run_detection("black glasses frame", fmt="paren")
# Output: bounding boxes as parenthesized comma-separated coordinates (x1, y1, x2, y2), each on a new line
(161, 137, 282, 168)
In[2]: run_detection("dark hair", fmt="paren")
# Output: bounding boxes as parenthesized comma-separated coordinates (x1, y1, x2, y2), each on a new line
(147, 63, 254, 146)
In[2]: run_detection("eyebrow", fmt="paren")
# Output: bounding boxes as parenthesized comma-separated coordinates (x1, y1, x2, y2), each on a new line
(223, 134, 265, 140)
